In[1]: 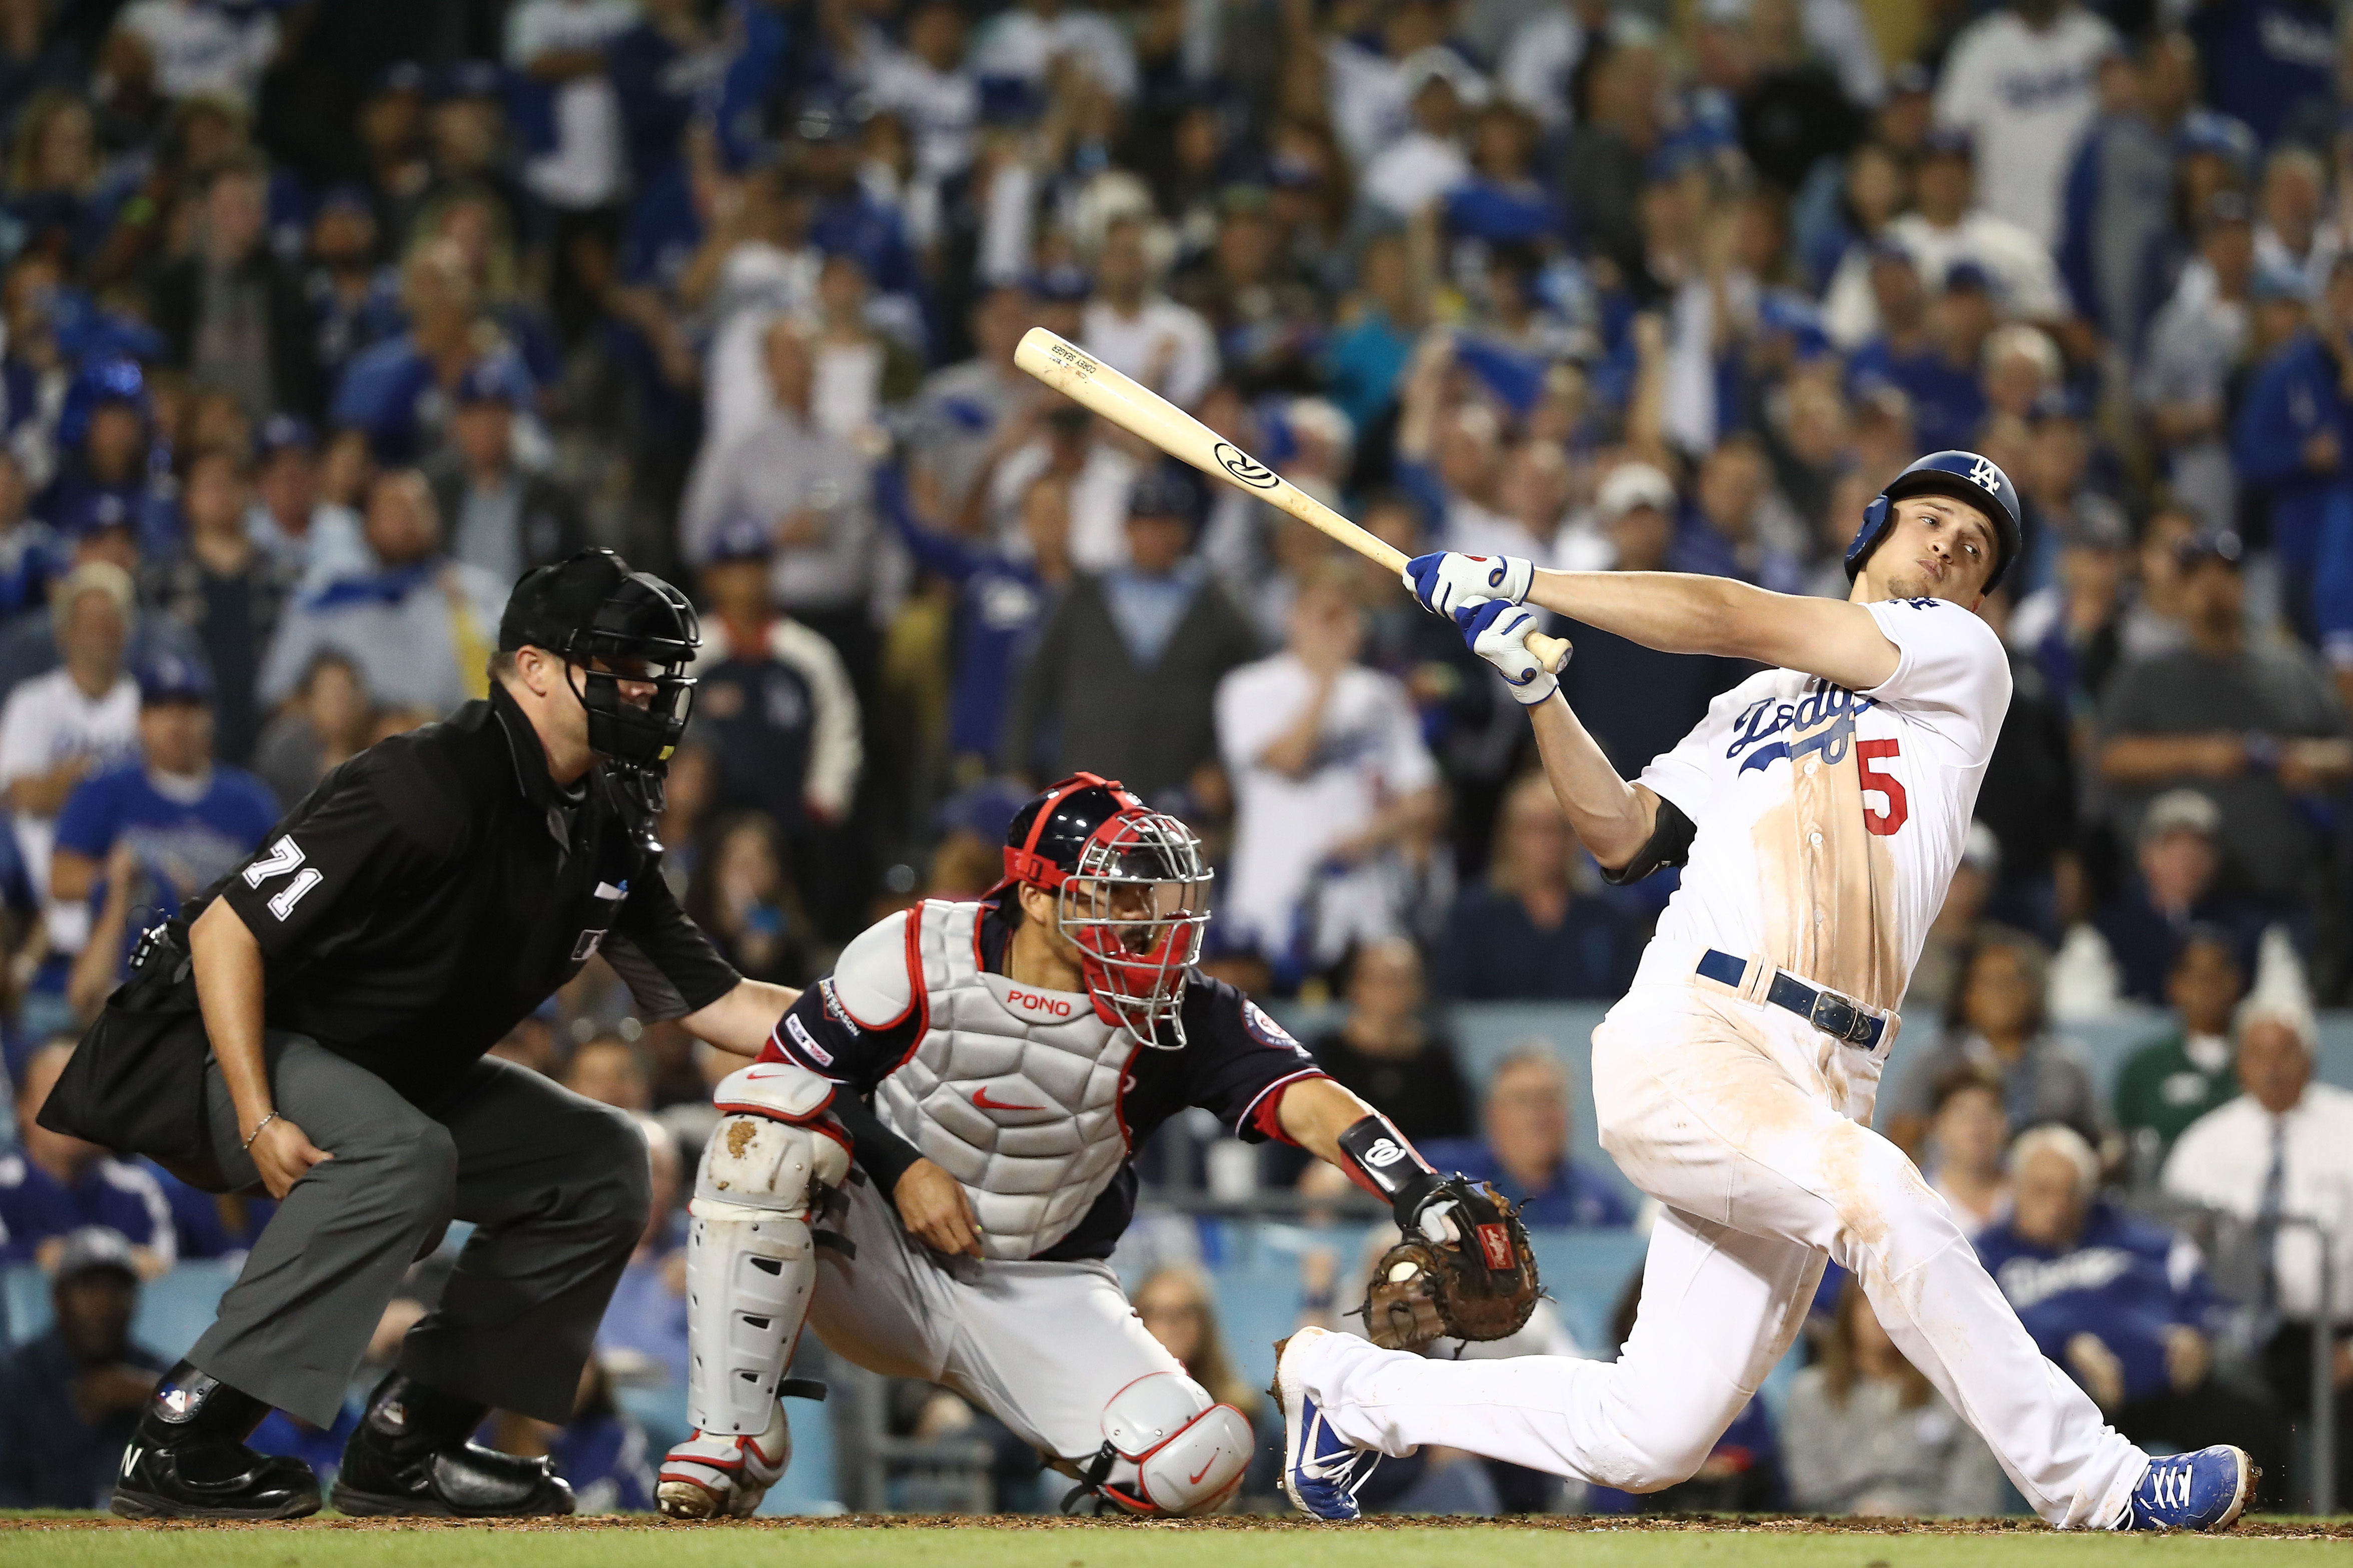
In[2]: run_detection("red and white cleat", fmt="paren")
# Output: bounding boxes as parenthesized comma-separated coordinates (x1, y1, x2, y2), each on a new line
(656, 1406, 790, 1520)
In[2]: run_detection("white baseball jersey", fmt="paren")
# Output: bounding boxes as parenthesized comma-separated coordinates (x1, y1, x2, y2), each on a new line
(1629, 596, 2013, 1014)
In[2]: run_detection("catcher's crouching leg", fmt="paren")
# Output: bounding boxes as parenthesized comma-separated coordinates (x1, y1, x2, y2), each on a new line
(1070, 1371, 1253, 1515)
(657, 1062, 852, 1521)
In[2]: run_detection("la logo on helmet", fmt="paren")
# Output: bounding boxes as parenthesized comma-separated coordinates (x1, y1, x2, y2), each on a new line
(1968, 457, 2000, 491)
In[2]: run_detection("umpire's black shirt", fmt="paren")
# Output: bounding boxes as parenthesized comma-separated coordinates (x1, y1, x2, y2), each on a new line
(186, 681, 739, 1108)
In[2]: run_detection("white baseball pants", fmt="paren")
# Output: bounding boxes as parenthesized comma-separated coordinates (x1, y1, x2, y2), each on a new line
(1297, 980, 2150, 1528)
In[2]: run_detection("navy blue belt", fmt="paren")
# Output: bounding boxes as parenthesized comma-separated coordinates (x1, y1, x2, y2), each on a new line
(1696, 949, 1885, 1049)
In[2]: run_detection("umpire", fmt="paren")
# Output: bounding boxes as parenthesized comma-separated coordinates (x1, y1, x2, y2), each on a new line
(39, 551, 795, 1519)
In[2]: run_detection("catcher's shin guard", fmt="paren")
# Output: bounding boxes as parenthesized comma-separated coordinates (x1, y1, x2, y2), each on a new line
(1066, 1371, 1252, 1516)
(661, 1064, 850, 1520)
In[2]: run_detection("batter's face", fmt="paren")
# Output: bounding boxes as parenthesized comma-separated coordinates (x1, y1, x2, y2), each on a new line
(1859, 495, 1998, 606)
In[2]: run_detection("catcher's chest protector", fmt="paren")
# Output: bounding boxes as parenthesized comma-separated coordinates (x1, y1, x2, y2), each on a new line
(874, 901, 1137, 1259)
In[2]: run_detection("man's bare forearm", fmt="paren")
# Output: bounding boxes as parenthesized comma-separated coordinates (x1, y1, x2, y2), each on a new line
(1524, 569, 1900, 692)
(191, 900, 273, 1137)
(1526, 693, 1655, 869)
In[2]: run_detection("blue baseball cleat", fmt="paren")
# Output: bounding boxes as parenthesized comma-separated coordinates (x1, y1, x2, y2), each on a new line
(2120, 1445, 2255, 1531)
(1272, 1328, 1380, 1520)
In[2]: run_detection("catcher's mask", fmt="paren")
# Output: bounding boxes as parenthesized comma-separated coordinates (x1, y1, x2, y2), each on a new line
(993, 773, 1212, 1048)
(499, 550, 700, 800)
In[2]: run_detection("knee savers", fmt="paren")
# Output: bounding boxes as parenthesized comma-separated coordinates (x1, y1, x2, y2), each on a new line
(1091, 1371, 1252, 1516)
(686, 1062, 852, 1436)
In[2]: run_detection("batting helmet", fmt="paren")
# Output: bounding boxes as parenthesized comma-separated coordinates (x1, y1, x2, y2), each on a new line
(996, 773, 1213, 1048)
(1844, 450, 2022, 593)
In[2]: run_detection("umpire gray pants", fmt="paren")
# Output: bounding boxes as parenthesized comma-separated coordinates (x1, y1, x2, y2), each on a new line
(188, 1035, 652, 1427)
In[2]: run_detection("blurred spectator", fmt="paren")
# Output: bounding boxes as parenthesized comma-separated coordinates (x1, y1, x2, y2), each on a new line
(681, 813, 811, 986)
(0, 561, 139, 909)
(117, 0, 279, 109)
(1783, 1277, 2008, 1516)
(887, 466, 1071, 776)
(36, 358, 172, 576)
(686, 516, 862, 835)
(0, 1227, 164, 1508)
(508, 0, 636, 225)
(1005, 466, 1255, 801)
(909, 284, 1041, 522)
(1216, 562, 1440, 970)
(152, 157, 320, 423)
(1082, 214, 1217, 411)
(566, 1034, 651, 1112)
(2057, 37, 2200, 352)
(245, 416, 372, 594)
(1907, 822, 1999, 1016)
(1844, 247, 1987, 457)
(598, 1114, 686, 1393)
(1671, 435, 1807, 595)
(1922, 1065, 2011, 1239)
(1, 1039, 174, 1270)
(1978, 1124, 2285, 1490)
(2165, 1004, 2353, 1505)
(2007, 506, 2130, 724)
(1436, 772, 1634, 1001)
(2093, 789, 2266, 1005)
(2140, 192, 2255, 535)
(1970, 589, 2077, 939)
(257, 467, 507, 718)
(330, 238, 529, 465)
(144, 446, 298, 765)
(1133, 1263, 1278, 1504)
(251, 650, 372, 808)
(1931, 0, 2117, 248)
(2114, 929, 2248, 1182)
(425, 365, 587, 588)
(1880, 129, 2067, 329)
(1421, 1048, 1630, 1227)
(1304, 939, 1471, 1146)
(1556, 462, 1750, 778)
(682, 316, 884, 692)
(2234, 253, 2353, 641)
(1888, 927, 2103, 1153)
(52, 654, 277, 1016)
(2097, 533, 2351, 911)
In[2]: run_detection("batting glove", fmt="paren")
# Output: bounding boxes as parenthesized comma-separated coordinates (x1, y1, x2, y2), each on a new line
(1461, 598, 1561, 706)
(1402, 552, 1534, 620)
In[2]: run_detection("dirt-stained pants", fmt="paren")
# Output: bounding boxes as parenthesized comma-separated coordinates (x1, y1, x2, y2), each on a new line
(1296, 981, 2150, 1529)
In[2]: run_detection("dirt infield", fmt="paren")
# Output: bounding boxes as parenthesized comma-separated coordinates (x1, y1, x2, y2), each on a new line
(4, 1513, 2349, 1537)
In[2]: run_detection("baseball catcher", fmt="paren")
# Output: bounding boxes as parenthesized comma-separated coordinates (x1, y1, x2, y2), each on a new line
(655, 772, 1541, 1518)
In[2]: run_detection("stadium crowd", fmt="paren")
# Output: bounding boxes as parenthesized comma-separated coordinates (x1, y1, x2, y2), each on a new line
(0, 0, 2348, 1518)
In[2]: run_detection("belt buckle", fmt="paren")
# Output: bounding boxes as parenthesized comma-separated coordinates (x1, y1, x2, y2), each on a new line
(1808, 989, 1865, 1044)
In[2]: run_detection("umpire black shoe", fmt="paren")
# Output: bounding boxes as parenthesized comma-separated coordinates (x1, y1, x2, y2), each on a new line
(111, 1362, 322, 1520)
(329, 1371, 576, 1518)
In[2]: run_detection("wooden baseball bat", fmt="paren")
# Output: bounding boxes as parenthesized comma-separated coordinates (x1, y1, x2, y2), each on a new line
(1014, 328, 1572, 674)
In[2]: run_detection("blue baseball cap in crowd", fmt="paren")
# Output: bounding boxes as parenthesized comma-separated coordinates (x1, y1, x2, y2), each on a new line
(138, 653, 214, 707)
(255, 412, 315, 458)
(1028, 262, 1092, 304)
(706, 514, 773, 565)
(1921, 125, 1974, 160)
(1127, 465, 1204, 524)
(435, 60, 504, 103)
(2173, 110, 2255, 168)
(54, 1226, 140, 1286)
(1942, 259, 1994, 296)
(452, 360, 521, 408)
(59, 491, 135, 539)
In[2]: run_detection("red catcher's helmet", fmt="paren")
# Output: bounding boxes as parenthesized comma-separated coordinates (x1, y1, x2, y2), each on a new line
(995, 773, 1213, 1048)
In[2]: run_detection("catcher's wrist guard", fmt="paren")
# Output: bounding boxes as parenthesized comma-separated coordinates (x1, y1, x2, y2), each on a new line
(1334, 1114, 1440, 1227)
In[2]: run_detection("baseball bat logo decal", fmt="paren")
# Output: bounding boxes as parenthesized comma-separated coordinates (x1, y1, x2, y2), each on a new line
(1212, 441, 1280, 489)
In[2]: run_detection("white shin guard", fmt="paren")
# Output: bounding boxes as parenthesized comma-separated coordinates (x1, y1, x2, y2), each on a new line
(684, 1100, 850, 1438)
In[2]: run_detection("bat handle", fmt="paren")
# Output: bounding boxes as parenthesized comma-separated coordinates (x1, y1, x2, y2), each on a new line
(1526, 631, 1573, 675)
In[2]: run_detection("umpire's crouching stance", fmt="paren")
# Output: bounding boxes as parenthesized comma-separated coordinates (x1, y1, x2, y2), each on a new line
(39, 551, 795, 1520)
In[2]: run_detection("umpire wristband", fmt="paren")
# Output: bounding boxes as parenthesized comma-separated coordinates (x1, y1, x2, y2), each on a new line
(1335, 1114, 1441, 1225)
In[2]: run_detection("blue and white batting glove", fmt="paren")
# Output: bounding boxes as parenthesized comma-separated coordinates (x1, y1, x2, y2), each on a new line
(1461, 598, 1561, 706)
(1402, 551, 1534, 620)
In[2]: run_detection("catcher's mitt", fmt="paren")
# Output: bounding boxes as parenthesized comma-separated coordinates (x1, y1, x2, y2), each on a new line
(1360, 1178, 1540, 1350)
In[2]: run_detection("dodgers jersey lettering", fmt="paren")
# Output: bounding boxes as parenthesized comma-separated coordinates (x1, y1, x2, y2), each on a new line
(1631, 597, 2012, 1012)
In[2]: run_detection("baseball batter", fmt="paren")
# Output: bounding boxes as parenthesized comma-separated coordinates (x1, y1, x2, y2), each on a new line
(1275, 452, 2254, 1532)
(656, 772, 1523, 1518)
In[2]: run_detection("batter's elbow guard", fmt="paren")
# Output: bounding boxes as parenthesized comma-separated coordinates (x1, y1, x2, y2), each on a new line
(1599, 798, 1697, 886)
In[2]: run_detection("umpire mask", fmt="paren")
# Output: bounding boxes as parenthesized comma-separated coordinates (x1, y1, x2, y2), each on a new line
(500, 550, 701, 772)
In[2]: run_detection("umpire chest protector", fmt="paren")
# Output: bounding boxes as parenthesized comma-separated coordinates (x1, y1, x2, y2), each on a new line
(870, 900, 1136, 1260)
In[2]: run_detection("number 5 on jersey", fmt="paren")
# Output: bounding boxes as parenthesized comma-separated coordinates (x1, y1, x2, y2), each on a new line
(1857, 740, 1909, 836)
(243, 835, 324, 920)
